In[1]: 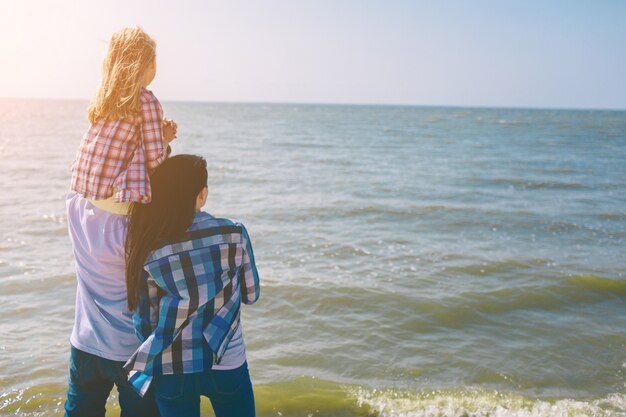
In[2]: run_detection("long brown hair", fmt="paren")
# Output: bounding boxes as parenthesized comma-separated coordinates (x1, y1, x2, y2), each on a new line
(125, 154, 208, 311)
(88, 27, 156, 123)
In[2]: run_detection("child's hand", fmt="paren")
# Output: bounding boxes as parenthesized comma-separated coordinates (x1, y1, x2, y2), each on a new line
(163, 119, 178, 144)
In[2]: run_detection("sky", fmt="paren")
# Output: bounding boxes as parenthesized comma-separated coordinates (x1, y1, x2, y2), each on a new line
(0, 0, 625, 109)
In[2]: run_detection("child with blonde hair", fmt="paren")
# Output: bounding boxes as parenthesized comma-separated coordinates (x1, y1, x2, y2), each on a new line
(64, 26, 173, 416)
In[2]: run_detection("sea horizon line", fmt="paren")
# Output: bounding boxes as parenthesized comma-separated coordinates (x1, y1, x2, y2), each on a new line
(1, 95, 625, 113)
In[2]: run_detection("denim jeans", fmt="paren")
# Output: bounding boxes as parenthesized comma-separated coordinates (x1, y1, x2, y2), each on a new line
(64, 345, 160, 417)
(153, 361, 255, 417)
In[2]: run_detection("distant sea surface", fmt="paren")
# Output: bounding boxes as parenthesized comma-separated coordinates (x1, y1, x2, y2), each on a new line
(0, 99, 625, 416)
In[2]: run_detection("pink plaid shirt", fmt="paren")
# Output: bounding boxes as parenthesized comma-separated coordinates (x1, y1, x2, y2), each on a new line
(70, 88, 168, 203)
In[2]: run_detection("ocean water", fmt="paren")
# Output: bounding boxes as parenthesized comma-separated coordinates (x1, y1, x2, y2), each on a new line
(0, 99, 624, 416)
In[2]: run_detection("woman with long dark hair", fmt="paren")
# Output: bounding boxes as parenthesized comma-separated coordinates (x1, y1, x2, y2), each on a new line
(123, 154, 260, 417)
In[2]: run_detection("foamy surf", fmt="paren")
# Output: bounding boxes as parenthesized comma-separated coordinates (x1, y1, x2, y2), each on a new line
(353, 388, 626, 417)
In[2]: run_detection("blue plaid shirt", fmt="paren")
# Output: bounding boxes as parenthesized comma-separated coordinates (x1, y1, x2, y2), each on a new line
(123, 211, 260, 396)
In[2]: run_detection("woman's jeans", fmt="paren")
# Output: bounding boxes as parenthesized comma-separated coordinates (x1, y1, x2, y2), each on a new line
(64, 345, 159, 417)
(153, 361, 255, 417)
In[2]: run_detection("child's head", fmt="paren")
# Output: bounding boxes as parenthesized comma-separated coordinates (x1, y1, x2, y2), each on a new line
(88, 27, 157, 123)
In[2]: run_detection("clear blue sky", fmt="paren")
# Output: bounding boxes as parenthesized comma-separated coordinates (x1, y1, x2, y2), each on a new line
(1, 0, 625, 109)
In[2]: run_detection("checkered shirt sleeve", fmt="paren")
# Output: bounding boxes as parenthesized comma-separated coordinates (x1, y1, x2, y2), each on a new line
(239, 224, 260, 305)
(115, 90, 168, 202)
(140, 90, 167, 171)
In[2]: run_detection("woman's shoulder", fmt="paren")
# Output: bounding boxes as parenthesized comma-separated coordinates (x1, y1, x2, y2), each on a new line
(146, 212, 247, 264)
(145, 213, 247, 264)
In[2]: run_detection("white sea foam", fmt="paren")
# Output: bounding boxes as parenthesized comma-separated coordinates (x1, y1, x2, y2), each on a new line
(353, 388, 626, 417)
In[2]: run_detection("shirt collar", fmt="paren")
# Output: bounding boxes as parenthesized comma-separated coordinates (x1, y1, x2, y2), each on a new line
(189, 211, 214, 231)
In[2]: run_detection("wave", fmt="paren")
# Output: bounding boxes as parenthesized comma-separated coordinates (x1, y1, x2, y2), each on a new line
(491, 178, 587, 190)
(275, 272, 625, 329)
(446, 258, 549, 275)
(342, 205, 418, 219)
(335, 204, 509, 220)
(354, 386, 626, 417)
(496, 119, 529, 125)
(383, 127, 417, 136)
(598, 212, 626, 220)
(420, 273, 626, 325)
(548, 221, 586, 232)
(2, 378, 624, 417)
(535, 167, 578, 174)
(566, 274, 626, 297)
(309, 203, 574, 224)
(0, 273, 74, 296)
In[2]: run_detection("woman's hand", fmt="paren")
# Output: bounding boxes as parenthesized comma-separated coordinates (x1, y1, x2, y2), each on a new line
(163, 119, 178, 144)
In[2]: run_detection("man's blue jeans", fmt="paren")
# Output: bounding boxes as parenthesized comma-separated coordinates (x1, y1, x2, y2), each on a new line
(64, 345, 159, 417)
(153, 361, 255, 417)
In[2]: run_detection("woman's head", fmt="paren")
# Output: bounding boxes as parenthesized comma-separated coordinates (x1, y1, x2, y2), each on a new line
(145, 154, 208, 223)
(88, 27, 157, 123)
(125, 154, 208, 311)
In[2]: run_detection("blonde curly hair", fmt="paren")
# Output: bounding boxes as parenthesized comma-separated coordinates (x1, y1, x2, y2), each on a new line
(88, 27, 156, 123)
